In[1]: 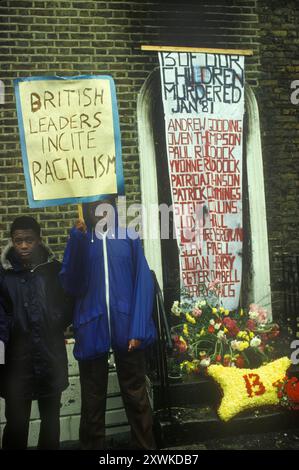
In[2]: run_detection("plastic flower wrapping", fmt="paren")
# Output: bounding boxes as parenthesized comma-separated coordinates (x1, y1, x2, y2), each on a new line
(169, 281, 281, 376)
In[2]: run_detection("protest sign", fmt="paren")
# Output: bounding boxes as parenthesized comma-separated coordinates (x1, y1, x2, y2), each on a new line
(14, 75, 124, 208)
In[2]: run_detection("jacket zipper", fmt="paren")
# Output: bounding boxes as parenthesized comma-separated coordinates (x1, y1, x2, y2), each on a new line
(30, 258, 54, 273)
(102, 232, 112, 357)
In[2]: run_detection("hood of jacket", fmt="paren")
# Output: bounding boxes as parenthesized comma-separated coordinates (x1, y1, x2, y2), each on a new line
(0, 241, 56, 271)
(82, 198, 119, 230)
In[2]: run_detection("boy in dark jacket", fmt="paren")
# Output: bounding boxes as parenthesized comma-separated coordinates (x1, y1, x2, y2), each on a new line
(0, 216, 73, 450)
(60, 197, 156, 450)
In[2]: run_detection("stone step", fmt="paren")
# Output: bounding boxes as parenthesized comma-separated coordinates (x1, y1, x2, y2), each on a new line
(152, 376, 220, 409)
(154, 405, 299, 448)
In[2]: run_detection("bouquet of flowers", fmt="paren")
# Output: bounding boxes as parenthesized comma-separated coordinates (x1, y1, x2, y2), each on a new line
(170, 280, 280, 376)
(277, 376, 299, 410)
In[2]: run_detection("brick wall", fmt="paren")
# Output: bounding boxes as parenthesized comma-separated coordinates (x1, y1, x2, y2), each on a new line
(0, 0, 298, 318)
(0, 0, 259, 255)
(257, 0, 299, 318)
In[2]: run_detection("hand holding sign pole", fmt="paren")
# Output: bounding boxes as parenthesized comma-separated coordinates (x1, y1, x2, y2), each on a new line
(14, 75, 124, 208)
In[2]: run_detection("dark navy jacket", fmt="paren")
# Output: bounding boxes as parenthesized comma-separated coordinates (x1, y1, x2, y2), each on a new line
(60, 225, 156, 360)
(0, 243, 72, 399)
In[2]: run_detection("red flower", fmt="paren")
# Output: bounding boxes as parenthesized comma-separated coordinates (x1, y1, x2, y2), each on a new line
(222, 317, 239, 337)
(173, 335, 187, 353)
(260, 333, 268, 343)
(216, 355, 222, 362)
(285, 377, 299, 403)
(208, 325, 215, 334)
(223, 357, 231, 367)
(246, 319, 256, 331)
(177, 340, 187, 353)
(236, 355, 245, 368)
(268, 324, 280, 339)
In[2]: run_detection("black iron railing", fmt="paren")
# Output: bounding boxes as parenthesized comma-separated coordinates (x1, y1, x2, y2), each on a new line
(149, 271, 173, 411)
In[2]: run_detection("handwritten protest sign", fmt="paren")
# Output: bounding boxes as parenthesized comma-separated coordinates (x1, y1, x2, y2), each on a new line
(14, 75, 124, 208)
(159, 52, 245, 309)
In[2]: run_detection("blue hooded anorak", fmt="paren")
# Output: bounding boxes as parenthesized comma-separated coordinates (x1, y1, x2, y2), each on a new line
(60, 225, 156, 360)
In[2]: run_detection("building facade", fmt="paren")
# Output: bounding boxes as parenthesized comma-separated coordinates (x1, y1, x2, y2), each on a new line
(0, 0, 298, 323)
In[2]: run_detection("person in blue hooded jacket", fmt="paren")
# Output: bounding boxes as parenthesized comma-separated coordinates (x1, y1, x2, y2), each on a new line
(60, 196, 156, 450)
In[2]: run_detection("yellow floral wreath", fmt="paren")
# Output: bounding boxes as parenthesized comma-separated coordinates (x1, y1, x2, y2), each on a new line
(207, 357, 291, 421)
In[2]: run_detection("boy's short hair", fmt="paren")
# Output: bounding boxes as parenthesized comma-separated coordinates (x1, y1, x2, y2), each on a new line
(10, 216, 41, 238)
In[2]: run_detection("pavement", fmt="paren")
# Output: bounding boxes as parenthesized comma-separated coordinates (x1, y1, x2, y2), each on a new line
(163, 427, 299, 450)
(60, 427, 299, 451)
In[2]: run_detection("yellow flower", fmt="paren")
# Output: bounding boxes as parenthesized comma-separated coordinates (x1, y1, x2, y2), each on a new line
(239, 308, 244, 317)
(183, 324, 189, 336)
(199, 327, 205, 336)
(237, 330, 249, 341)
(249, 332, 255, 339)
(240, 341, 249, 350)
(180, 360, 194, 373)
(219, 307, 225, 313)
(223, 327, 228, 334)
(186, 313, 196, 324)
(212, 307, 217, 314)
(224, 309, 230, 316)
(199, 351, 206, 357)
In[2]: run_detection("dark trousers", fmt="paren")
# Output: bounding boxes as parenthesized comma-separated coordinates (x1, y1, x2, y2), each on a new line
(2, 394, 61, 450)
(79, 350, 155, 450)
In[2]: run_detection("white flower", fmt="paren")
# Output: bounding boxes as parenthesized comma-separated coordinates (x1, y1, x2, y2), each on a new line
(250, 336, 261, 348)
(199, 300, 206, 307)
(209, 319, 215, 326)
(231, 340, 242, 351)
(171, 301, 181, 316)
(200, 358, 211, 367)
(214, 323, 221, 330)
(249, 310, 258, 321)
(217, 330, 225, 339)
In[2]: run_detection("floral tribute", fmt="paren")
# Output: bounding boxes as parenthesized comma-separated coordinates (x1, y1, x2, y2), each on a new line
(169, 280, 280, 376)
(207, 357, 292, 421)
(277, 376, 299, 410)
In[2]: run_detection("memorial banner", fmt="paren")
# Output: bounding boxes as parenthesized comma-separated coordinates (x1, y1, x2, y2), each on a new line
(159, 52, 245, 309)
(14, 75, 124, 208)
